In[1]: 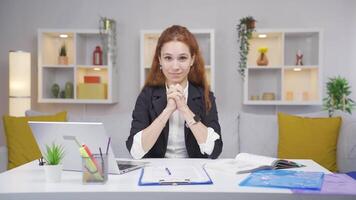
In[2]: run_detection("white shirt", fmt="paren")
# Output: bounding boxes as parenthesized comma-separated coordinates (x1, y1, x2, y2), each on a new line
(130, 83, 220, 159)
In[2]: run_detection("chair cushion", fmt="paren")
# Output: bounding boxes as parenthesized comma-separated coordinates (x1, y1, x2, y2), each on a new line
(3, 112, 67, 169)
(277, 112, 342, 172)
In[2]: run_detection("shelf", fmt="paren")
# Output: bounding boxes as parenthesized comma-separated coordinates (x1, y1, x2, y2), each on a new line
(248, 32, 283, 66)
(243, 29, 322, 106)
(77, 32, 107, 65)
(38, 29, 117, 104)
(40, 32, 75, 66)
(247, 68, 282, 101)
(284, 32, 319, 66)
(41, 67, 74, 99)
(283, 68, 319, 102)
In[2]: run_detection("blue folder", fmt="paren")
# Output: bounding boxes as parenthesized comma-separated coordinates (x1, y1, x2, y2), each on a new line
(239, 170, 324, 190)
(138, 165, 213, 186)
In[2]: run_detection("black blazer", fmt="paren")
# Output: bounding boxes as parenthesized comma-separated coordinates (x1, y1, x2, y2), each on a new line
(126, 83, 222, 159)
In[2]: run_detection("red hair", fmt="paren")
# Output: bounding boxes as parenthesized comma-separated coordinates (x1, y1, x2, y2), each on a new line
(144, 25, 212, 111)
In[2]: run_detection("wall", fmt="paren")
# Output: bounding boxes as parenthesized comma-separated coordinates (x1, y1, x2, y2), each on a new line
(0, 0, 355, 158)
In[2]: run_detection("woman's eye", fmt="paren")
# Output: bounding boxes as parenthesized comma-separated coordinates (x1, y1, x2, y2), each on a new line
(164, 56, 172, 61)
(178, 56, 188, 62)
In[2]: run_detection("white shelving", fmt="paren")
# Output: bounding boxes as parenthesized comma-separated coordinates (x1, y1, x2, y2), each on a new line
(140, 29, 215, 91)
(38, 29, 118, 104)
(244, 29, 322, 105)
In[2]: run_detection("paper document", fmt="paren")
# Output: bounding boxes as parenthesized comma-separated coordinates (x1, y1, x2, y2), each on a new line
(139, 165, 212, 185)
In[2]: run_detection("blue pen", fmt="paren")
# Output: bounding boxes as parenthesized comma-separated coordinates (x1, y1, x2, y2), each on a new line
(165, 167, 171, 175)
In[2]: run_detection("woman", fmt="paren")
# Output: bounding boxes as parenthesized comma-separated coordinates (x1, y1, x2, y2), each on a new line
(126, 25, 222, 159)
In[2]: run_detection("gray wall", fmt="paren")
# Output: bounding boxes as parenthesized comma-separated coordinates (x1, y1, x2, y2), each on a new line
(1, 0, 355, 158)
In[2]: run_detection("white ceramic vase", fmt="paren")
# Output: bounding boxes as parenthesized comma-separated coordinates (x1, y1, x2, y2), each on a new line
(44, 164, 63, 182)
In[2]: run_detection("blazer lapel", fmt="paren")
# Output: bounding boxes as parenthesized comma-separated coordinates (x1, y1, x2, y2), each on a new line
(187, 83, 203, 116)
(152, 86, 169, 155)
(152, 87, 167, 116)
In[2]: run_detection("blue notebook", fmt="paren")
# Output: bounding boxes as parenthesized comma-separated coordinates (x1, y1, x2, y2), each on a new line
(239, 170, 324, 190)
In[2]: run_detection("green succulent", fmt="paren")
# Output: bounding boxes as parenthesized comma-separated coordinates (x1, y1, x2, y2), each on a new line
(44, 143, 65, 165)
(323, 76, 355, 117)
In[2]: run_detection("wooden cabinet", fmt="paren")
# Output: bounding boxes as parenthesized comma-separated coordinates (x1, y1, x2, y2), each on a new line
(140, 29, 215, 91)
(38, 29, 118, 104)
(244, 29, 322, 105)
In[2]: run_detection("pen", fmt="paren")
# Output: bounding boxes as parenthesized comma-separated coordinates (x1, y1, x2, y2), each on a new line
(105, 137, 111, 155)
(165, 167, 171, 175)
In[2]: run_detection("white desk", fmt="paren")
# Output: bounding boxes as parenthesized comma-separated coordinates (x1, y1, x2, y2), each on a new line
(0, 159, 354, 200)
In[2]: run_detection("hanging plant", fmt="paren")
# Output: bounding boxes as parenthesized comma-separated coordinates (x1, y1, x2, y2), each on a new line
(323, 76, 355, 117)
(237, 16, 256, 78)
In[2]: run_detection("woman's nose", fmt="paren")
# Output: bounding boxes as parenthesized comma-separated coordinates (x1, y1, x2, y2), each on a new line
(171, 59, 180, 69)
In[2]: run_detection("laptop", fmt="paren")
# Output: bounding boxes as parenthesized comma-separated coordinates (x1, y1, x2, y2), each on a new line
(29, 121, 147, 175)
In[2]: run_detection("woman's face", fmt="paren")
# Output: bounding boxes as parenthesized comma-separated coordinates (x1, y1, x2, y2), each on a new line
(159, 41, 194, 86)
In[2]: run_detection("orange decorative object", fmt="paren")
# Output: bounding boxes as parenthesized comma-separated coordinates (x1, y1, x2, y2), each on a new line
(84, 76, 100, 83)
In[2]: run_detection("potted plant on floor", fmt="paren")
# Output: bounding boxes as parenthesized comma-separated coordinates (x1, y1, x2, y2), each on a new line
(323, 76, 355, 117)
(43, 143, 65, 182)
(237, 16, 256, 78)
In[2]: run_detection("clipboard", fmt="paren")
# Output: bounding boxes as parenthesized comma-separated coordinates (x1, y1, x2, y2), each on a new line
(138, 165, 213, 186)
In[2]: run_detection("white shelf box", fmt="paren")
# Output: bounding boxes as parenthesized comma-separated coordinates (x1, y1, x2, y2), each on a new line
(40, 32, 75, 66)
(195, 33, 211, 65)
(42, 67, 74, 99)
(76, 32, 107, 65)
(284, 32, 319, 66)
(246, 68, 282, 102)
(38, 29, 118, 104)
(244, 29, 322, 106)
(143, 33, 160, 68)
(283, 67, 320, 102)
(248, 32, 283, 66)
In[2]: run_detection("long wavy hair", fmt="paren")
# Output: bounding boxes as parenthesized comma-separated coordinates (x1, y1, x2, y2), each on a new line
(144, 25, 212, 111)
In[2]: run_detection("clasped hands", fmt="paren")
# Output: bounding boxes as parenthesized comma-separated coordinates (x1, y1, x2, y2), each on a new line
(166, 84, 188, 113)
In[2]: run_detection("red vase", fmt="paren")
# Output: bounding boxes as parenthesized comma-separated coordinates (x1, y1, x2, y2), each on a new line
(93, 46, 103, 65)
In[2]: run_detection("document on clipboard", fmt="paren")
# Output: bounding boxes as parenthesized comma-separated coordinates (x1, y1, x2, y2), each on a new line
(138, 165, 213, 186)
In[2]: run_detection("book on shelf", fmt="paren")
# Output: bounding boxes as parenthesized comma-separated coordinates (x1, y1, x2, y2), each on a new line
(207, 153, 305, 174)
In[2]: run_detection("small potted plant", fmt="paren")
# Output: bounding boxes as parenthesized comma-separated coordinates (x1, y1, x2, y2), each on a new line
(58, 44, 68, 65)
(323, 76, 355, 117)
(43, 143, 65, 182)
(237, 16, 256, 77)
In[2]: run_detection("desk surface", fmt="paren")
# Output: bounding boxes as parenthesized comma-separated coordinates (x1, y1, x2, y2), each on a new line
(0, 158, 354, 200)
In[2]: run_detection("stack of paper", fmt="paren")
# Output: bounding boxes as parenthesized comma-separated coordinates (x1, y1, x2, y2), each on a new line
(139, 165, 212, 186)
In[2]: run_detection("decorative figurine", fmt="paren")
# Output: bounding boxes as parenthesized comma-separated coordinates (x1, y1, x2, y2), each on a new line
(296, 49, 303, 66)
(51, 83, 60, 98)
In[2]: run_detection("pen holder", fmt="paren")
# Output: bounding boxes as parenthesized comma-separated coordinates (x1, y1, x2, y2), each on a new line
(82, 153, 108, 184)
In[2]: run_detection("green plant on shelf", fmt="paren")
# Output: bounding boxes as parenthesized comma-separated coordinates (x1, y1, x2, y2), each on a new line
(323, 76, 355, 117)
(237, 16, 256, 78)
(59, 44, 67, 57)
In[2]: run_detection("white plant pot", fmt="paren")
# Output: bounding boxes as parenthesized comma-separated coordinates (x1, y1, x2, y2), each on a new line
(44, 164, 63, 182)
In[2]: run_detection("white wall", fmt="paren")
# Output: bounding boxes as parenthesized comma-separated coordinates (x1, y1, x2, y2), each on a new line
(0, 0, 355, 158)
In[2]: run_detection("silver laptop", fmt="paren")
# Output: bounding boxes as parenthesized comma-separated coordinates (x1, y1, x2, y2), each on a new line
(29, 121, 147, 175)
